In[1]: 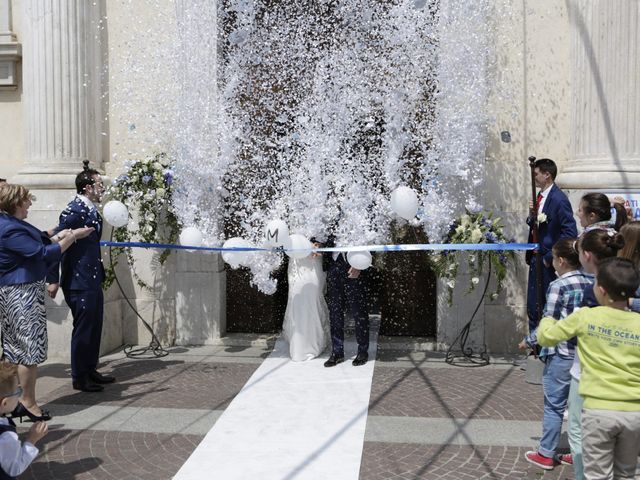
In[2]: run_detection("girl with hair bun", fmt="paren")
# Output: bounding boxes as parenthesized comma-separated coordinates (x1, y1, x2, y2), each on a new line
(577, 193, 628, 233)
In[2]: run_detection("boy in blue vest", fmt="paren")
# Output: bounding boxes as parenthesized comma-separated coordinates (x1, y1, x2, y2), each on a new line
(0, 363, 47, 479)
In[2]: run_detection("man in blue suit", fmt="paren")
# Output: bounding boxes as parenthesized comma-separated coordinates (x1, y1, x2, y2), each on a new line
(526, 158, 577, 332)
(48, 165, 115, 392)
(314, 233, 370, 368)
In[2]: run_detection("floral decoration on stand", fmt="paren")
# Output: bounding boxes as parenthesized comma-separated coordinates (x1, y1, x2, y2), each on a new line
(432, 209, 516, 305)
(104, 153, 180, 289)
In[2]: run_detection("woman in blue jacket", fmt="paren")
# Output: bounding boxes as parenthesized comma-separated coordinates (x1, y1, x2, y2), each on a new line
(0, 184, 93, 422)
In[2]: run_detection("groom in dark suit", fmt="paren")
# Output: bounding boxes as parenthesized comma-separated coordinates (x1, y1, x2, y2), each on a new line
(526, 158, 577, 332)
(315, 234, 370, 367)
(48, 163, 115, 392)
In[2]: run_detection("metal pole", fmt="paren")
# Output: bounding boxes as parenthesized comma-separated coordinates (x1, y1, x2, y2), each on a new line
(528, 156, 544, 327)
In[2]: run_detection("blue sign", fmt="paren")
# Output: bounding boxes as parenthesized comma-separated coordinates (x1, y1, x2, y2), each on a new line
(605, 193, 640, 221)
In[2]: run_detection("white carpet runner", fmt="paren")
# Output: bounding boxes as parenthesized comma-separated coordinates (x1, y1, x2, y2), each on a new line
(174, 327, 378, 480)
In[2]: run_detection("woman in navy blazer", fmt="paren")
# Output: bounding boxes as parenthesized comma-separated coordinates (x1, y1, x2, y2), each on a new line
(0, 184, 93, 422)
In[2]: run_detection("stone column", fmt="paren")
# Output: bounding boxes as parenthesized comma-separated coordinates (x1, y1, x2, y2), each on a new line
(13, 1, 111, 359)
(0, 0, 21, 89)
(15, 0, 103, 188)
(558, 0, 640, 189)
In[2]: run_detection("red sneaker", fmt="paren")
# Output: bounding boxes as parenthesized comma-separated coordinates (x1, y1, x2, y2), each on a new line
(525, 451, 555, 470)
(558, 453, 573, 466)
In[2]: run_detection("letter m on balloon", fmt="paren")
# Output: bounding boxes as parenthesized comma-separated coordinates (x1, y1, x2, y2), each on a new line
(266, 228, 279, 243)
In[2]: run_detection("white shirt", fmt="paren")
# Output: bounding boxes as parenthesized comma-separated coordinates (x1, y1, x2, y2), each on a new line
(332, 252, 346, 261)
(76, 194, 101, 234)
(0, 417, 39, 477)
(537, 183, 553, 214)
(76, 194, 96, 211)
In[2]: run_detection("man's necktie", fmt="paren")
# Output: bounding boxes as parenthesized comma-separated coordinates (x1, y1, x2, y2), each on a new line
(532, 192, 543, 244)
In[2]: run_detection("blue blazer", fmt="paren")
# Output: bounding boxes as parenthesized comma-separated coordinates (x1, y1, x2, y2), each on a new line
(527, 184, 578, 265)
(0, 213, 61, 286)
(50, 196, 105, 291)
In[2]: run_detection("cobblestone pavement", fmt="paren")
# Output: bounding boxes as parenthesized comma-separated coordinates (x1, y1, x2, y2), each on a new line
(362, 358, 575, 479)
(14, 344, 582, 479)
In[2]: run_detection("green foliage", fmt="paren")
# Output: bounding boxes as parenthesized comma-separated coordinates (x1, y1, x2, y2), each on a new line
(431, 209, 517, 305)
(103, 153, 180, 290)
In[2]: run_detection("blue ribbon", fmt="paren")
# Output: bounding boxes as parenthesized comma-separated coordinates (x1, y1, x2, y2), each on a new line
(100, 241, 537, 253)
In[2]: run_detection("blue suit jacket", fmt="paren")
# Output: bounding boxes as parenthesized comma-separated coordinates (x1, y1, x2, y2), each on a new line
(0, 213, 61, 286)
(527, 184, 578, 265)
(50, 196, 105, 291)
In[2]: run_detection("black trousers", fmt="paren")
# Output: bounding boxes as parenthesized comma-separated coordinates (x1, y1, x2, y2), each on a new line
(526, 258, 556, 332)
(64, 288, 104, 380)
(326, 255, 369, 356)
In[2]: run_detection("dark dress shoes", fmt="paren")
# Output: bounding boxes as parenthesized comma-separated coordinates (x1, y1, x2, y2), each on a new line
(11, 403, 52, 423)
(352, 353, 368, 366)
(324, 354, 345, 368)
(72, 377, 104, 392)
(89, 370, 116, 384)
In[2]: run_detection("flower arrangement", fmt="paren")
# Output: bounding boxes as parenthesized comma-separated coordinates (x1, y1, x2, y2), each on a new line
(432, 209, 516, 305)
(104, 152, 180, 289)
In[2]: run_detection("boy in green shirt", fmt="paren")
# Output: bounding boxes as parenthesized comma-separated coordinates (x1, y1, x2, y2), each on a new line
(537, 257, 640, 479)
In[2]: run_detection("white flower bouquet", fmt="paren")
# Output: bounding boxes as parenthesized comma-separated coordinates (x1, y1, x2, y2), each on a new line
(432, 209, 516, 305)
(104, 153, 180, 289)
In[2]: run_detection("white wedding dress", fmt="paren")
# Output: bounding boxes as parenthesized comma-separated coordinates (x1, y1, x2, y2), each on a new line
(282, 254, 330, 362)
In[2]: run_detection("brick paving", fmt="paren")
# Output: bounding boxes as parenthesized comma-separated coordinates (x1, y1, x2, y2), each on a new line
(12, 345, 586, 480)
(40, 359, 260, 410)
(369, 365, 543, 420)
(360, 444, 575, 479)
(20, 430, 201, 480)
(362, 361, 576, 480)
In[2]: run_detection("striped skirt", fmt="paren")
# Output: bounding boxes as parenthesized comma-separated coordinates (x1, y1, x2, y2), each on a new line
(0, 280, 48, 365)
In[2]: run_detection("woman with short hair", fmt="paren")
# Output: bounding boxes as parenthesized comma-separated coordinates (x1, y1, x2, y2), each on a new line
(0, 183, 93, 421)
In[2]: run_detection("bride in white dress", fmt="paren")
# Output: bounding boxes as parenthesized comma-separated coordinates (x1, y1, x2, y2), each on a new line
(282, 252, 330, 362)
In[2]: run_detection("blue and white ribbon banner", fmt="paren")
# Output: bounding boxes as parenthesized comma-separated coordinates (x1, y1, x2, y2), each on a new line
(100, 241, 537, 253)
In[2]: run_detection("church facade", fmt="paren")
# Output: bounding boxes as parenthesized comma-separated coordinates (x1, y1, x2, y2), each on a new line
(0, 0, 638, 356)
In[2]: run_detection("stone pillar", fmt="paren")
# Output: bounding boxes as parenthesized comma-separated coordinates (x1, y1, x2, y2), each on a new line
(559, 0, 640, 189)
(12, 1, 113, 360)
(0, 0, 21, 89)
(15, 0, 103, 188)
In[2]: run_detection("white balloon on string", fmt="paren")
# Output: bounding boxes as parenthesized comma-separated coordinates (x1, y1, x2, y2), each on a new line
(347, 250, 372, 270)
(285, 234, 313, 259)
(179, 227, 203, 248)
(102, 200, 129, 228)
(222, 237, 251, 268)
(264, 219, 289, 247)
(390, 186, 419, 220)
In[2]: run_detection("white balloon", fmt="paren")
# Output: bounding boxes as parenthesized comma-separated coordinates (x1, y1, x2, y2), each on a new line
(102, 200, 129, 228)
(222, 237, 251, 269)
(179, 227, 203, 248)
(264, 219, 289, 247)
(279, 234, 292, 251)
(347, 250, 372, 270)
(390, 186, 419, 220)
(285, 234, 313, 259)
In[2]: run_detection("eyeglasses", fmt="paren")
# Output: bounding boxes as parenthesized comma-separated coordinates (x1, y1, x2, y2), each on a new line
(1, 386, 22, 399)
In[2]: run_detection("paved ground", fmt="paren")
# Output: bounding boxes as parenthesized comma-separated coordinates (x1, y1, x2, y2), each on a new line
(15, 338, 581, 480)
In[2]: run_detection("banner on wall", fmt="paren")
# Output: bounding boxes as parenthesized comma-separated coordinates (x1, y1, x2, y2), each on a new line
(605, 192, 640, 221)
